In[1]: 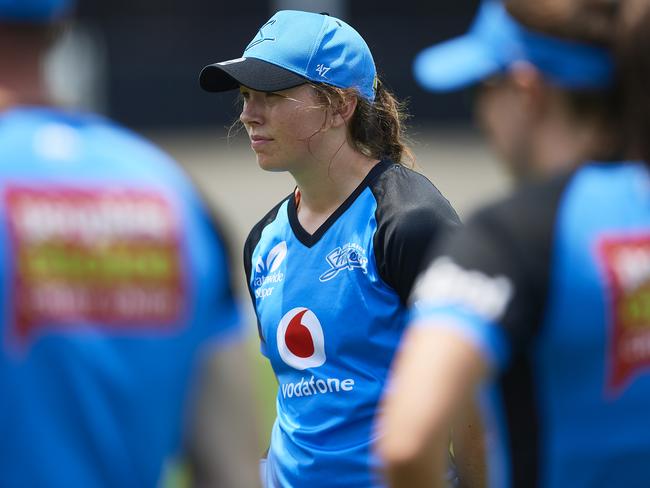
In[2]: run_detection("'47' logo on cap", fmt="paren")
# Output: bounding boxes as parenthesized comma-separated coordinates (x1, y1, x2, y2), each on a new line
(315, 64, 331, 77)
(319, 243, 368, 282)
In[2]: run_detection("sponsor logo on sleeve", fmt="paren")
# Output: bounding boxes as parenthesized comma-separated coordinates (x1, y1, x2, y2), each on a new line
(319, 243, 368, 282)
(599, 235, 650, 394)
(412, 256, 513, 321)
(252, 241, 286, 300)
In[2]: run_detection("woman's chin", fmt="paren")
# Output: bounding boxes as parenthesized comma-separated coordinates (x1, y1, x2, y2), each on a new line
(256, 155, 287, 172)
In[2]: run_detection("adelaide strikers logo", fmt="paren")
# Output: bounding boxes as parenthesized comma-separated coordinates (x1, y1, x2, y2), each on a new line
(319, 243, 368, 282)
(277, 307, 326, 370)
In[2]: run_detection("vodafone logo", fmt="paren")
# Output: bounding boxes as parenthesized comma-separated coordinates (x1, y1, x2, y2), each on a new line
(277, 307, 326, 370)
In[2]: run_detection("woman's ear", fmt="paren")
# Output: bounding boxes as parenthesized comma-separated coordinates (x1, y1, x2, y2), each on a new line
(331, 95, 358, 128)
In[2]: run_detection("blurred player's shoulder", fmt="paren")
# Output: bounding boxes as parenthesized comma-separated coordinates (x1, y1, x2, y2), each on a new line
(469, 168, 576, 234)
(471, 161, 637, 233)
(0, 105, 230, 250)
(1, 106, 175, 167)
(439, 168, 579, 284)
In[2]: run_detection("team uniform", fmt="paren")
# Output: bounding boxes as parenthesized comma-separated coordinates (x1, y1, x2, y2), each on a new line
(244, 159, 460, 487)
(411, 162, 650, 487)
(0, 107, 240, 487)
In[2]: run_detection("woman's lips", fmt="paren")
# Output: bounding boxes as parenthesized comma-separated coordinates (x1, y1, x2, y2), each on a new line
(250, 135, 273, 149)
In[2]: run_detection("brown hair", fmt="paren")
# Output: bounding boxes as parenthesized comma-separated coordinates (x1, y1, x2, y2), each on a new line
(311, 78, 415, 167)
(561, 85, 623, 160)
(616, 0, 650, 162)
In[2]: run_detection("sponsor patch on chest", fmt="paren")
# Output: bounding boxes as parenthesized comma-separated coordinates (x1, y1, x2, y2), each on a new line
(252, 241, 287, 300)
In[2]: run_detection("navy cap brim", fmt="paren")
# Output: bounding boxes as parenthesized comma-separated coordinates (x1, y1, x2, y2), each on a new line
(413, 34, 503, 92)
(200, 57, 308, 93)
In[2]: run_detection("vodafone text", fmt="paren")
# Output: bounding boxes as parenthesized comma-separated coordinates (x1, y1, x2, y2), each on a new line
(280, 375, 355, 399)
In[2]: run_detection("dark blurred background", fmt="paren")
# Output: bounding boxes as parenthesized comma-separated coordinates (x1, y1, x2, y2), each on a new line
(67, 0, 479, 129)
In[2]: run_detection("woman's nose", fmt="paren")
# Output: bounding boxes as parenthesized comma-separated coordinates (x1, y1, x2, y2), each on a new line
(240, 98, 263, 126)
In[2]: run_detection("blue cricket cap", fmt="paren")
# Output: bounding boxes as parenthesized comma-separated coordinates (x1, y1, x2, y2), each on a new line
(414, 0, 614, 92)
(200, 10, 377, 101)
(0, 0, 73, 22)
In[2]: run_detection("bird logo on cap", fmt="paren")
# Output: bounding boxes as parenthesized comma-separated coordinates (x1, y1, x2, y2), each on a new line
(246, 19, 276, 50)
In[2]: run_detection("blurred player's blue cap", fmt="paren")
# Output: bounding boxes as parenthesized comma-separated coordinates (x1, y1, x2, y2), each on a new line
(0, 0, 73, 22)
(414, 0, 614, 91)
(200, 10, 377, 101)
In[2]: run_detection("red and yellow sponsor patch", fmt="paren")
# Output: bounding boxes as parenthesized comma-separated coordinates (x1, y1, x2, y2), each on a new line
(600, 235, 650, 393)
(4, 186, 186, 346)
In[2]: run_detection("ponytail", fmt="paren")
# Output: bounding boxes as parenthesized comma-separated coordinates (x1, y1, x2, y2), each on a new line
(313, 79, 415, 166)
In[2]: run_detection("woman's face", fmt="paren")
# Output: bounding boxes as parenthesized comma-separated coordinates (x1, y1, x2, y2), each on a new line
(476, 74, 533, 179)
(239, 84, 330, 173)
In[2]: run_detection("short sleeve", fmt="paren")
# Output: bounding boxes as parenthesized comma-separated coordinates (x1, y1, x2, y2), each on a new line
(372, 164, 461, 304)
(410, 220, 527, 370)
(383, 204, 460, 303)
(409, 174, 572, 370)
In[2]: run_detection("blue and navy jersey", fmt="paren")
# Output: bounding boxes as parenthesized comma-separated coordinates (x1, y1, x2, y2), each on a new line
(0, 107, 240, 487)
(411, 162, 650, 488)
(244, 159, 460, 487)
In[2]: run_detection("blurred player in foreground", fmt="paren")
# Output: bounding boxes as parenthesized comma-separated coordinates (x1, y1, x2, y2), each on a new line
(199, 9, 460, 488)
(0, 1, 259, 486)
(378, 0, 650, 487)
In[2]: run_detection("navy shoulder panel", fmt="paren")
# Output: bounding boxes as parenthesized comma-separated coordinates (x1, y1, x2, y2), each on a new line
(370, 163, 461, 304)
(244, 194, 291, 291)
(243, 194, 292, 342)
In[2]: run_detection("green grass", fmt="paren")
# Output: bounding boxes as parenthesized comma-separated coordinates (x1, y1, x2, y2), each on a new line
(247, 334, 278, 450)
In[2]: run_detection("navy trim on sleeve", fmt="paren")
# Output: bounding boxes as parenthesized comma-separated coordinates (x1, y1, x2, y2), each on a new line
(371, 163, 461, 304)
(243, 195, 291, 345)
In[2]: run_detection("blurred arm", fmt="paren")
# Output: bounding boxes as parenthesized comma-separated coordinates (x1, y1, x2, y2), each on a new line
(453, 397, 487, 488)
(186, 341, 262, 488)
(377, 323, 489, 488)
